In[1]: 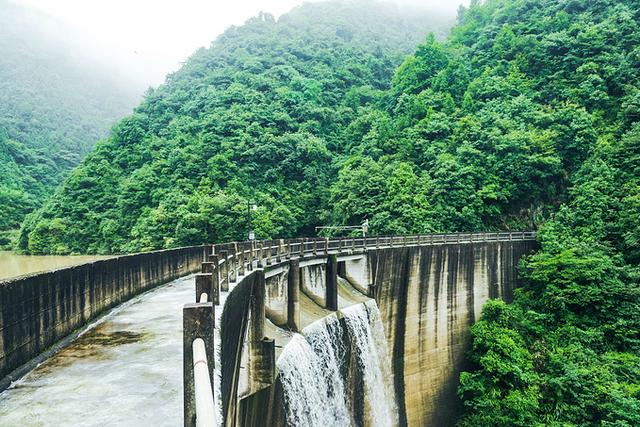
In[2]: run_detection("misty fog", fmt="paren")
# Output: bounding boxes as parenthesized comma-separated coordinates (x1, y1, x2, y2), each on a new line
(10, 0, 470, 90)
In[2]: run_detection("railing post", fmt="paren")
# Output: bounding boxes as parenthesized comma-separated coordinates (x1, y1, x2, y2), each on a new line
(219, 250, 229, 292)
(207, 255, 220, 301)
(183, 302, 215, 427)
(229, 244, 238, 283)
(325, 237, 329, 254)
(256, 243, 263, 268)
(195, 272, 216, 305)
(238, 243, 245, 277)
(299, 238, 305, 259)
(325, 254, 338, 311)
(276, 239, 283, 263)
(266, 240, 273, 266)
(375, 236, 379, 249)
(313, 240, 317, 256)
(287, 259, 301, 332)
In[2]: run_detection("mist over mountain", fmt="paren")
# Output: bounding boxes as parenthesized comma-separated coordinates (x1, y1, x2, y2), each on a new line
(0, 0, 141, 245)
(16, 0, 444, 254)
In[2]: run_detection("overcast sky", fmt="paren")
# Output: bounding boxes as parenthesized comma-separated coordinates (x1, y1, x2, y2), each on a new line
(12, 0, 470, 90)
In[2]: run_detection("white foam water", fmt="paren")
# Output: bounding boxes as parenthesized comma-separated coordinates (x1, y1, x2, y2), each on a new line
(342, 300, 398, 427)
(277, 300, 397, 427)
(277, 314, 351, 427)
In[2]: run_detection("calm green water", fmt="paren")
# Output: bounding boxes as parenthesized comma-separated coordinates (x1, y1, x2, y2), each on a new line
(0, 251, 111, 280)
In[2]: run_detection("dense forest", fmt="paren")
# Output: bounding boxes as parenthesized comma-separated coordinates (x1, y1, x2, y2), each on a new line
(16, 1, 444, 254)
(0, 0, 139, 248)
(15, 0, 639, 424)
(441, 1, 640, 425)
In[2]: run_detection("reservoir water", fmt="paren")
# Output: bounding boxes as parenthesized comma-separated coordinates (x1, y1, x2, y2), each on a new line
(0, 251, 111, 280)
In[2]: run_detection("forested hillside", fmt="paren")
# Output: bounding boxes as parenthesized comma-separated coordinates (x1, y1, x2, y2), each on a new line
(432, 1, 639, 425)
(17, 1, 441, 254)
(0, 0, 139, 247)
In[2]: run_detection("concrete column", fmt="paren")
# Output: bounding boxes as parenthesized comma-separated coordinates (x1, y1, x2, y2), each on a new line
(219, 250, 229, 292)
(249, 270, 274, 387)
(325, 255, 338, 311)
(250, 270, 265, 342)
(183, 302, 215, 427)
(208, 255, 220, 303)
(195, 273, 214, 304)
(287, 259, 301, 332)
(276, 239, 283, 263)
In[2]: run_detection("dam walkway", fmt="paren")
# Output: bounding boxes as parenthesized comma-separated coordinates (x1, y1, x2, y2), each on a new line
(0, 275, 195, 426)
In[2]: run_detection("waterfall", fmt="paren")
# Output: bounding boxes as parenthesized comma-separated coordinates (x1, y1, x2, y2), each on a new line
(277, 315, 350, 427)
(342, 300, 398, 427)
(277, 300, 397, 427)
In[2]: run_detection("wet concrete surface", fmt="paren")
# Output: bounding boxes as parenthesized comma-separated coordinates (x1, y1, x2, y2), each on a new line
(0, 275, 194, 427)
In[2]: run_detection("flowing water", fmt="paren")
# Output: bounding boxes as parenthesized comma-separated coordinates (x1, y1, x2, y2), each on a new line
(0, 251, 111, 280)
(278, 316, 351, 427)
(342, 300, 398, 427)
(0, 275, 194, 427)
(277, 299, 397, 427)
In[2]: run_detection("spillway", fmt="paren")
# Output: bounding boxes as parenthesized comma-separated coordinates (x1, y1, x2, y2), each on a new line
(277, 300, 397, 427)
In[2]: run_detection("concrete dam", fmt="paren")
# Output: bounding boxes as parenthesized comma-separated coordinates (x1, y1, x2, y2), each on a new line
(0, 233, 537, 426)
(200, 233, 537, 427)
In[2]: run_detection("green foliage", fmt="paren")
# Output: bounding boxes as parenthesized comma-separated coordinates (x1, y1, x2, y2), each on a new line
(0, 0, 138, 245)
(18, 1, 439, 254)
(453, 1, 640, 425)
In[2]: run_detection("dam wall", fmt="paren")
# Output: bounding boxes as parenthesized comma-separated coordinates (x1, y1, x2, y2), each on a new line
(211, 235, 537, 427)
(0, 245, 207, 388)
(370, 240, 538, 426)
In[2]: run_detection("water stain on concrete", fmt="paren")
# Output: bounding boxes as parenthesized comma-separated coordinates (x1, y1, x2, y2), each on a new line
(30, 324, 148, 374)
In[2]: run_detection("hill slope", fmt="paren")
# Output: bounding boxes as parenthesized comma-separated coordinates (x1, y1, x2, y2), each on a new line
(0, 0, 140, 245)
(18, 0, 440, 254)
